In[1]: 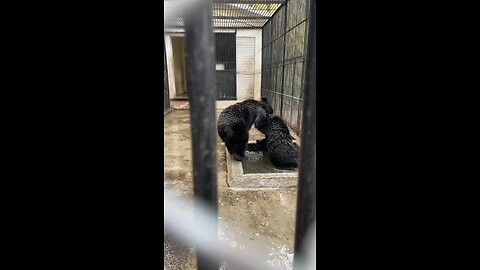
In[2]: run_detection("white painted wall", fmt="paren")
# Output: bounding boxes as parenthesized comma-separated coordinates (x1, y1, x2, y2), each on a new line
(236, 36, 255, 100)
(236, 29, 262, 101)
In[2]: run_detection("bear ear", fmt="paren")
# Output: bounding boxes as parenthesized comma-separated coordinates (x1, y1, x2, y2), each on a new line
(258, 108, 266, 116)
(256, 108, 267, 120)
(261, 97, 268, 103)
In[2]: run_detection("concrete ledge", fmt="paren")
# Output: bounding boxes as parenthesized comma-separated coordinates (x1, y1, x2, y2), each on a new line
(169, 99, 257, 111)
(226, 141, 298, 188)
(169, 100, 190, 110)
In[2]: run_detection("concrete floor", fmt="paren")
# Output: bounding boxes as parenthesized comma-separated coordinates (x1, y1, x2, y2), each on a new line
(164, 108, 298, 270)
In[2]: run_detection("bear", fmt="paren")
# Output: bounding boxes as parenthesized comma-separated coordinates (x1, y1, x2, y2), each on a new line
(254, 108, 298, 169)
(217, 98, 274, 161)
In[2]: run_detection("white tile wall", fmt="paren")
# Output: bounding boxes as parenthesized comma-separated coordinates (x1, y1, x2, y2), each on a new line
(236, 36, 255, 100)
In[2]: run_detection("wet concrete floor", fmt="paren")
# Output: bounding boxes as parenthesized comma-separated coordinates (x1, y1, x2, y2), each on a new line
(164, 109, 298, 270)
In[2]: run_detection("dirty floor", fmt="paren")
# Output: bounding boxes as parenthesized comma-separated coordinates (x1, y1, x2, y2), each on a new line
(164, 109, 298, 270)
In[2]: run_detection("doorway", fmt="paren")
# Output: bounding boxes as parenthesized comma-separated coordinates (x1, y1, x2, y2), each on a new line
(167, 33, 238, 100)
(171, 36, 188, 100)
(215, 33, 237, 100)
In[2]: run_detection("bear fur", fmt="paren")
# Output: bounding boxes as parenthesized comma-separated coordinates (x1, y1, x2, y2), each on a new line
(217, 98, 273, 161)
(254, 108, 298, 169)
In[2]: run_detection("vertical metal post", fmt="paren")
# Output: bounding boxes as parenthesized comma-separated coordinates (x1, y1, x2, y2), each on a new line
(184, 0, 218, 269)
(279, 4, 288, 117)
(293, 0, 316, 268)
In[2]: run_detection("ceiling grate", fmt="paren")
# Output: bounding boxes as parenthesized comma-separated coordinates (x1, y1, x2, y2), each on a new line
(165, 0, 285, 28)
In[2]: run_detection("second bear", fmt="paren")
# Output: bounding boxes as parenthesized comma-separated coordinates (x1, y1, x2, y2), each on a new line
(254, 109, 298, 169)
(217, 98, 274, 161)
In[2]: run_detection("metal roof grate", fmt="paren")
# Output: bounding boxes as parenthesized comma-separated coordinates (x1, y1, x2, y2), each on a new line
(165, 0, 285, 28)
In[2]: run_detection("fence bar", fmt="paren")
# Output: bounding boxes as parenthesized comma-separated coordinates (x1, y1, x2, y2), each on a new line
(293, 0, 316, 268)
(184, 0, 219, 269)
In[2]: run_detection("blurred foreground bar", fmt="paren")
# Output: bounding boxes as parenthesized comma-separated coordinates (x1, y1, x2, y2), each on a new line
(184, 0, 219, 269)
(293, 0, 316, 268)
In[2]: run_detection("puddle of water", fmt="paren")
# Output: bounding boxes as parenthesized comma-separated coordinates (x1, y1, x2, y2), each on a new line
(241, 144, 298, 174)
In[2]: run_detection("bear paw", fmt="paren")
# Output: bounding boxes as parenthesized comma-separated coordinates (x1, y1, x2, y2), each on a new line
(232, 153, 248, 161)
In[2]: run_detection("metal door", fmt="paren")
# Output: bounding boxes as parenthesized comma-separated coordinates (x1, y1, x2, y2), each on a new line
(215, 33, 236, 100)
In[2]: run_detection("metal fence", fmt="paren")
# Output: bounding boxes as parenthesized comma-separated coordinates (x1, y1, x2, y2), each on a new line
(164, 0, 316, 269)
(261, 0, 309, 133)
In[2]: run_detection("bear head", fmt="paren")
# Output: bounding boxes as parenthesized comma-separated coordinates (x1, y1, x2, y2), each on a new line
(260, 97, 274, 114)
(254, 108, 289, 135)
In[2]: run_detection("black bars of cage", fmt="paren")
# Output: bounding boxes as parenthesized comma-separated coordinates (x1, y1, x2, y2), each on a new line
(184, 0, 219, 269)
(293, 0, 315, 268)
(260, 0, 309, 133)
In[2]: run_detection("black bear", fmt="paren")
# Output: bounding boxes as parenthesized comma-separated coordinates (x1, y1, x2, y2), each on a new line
(217, 98, 274, 161)
(254, 108, 298, 169)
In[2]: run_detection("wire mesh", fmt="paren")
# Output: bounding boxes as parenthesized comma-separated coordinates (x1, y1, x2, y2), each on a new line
(165, 0, 284, 28)
(260, 0, 309, 133)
